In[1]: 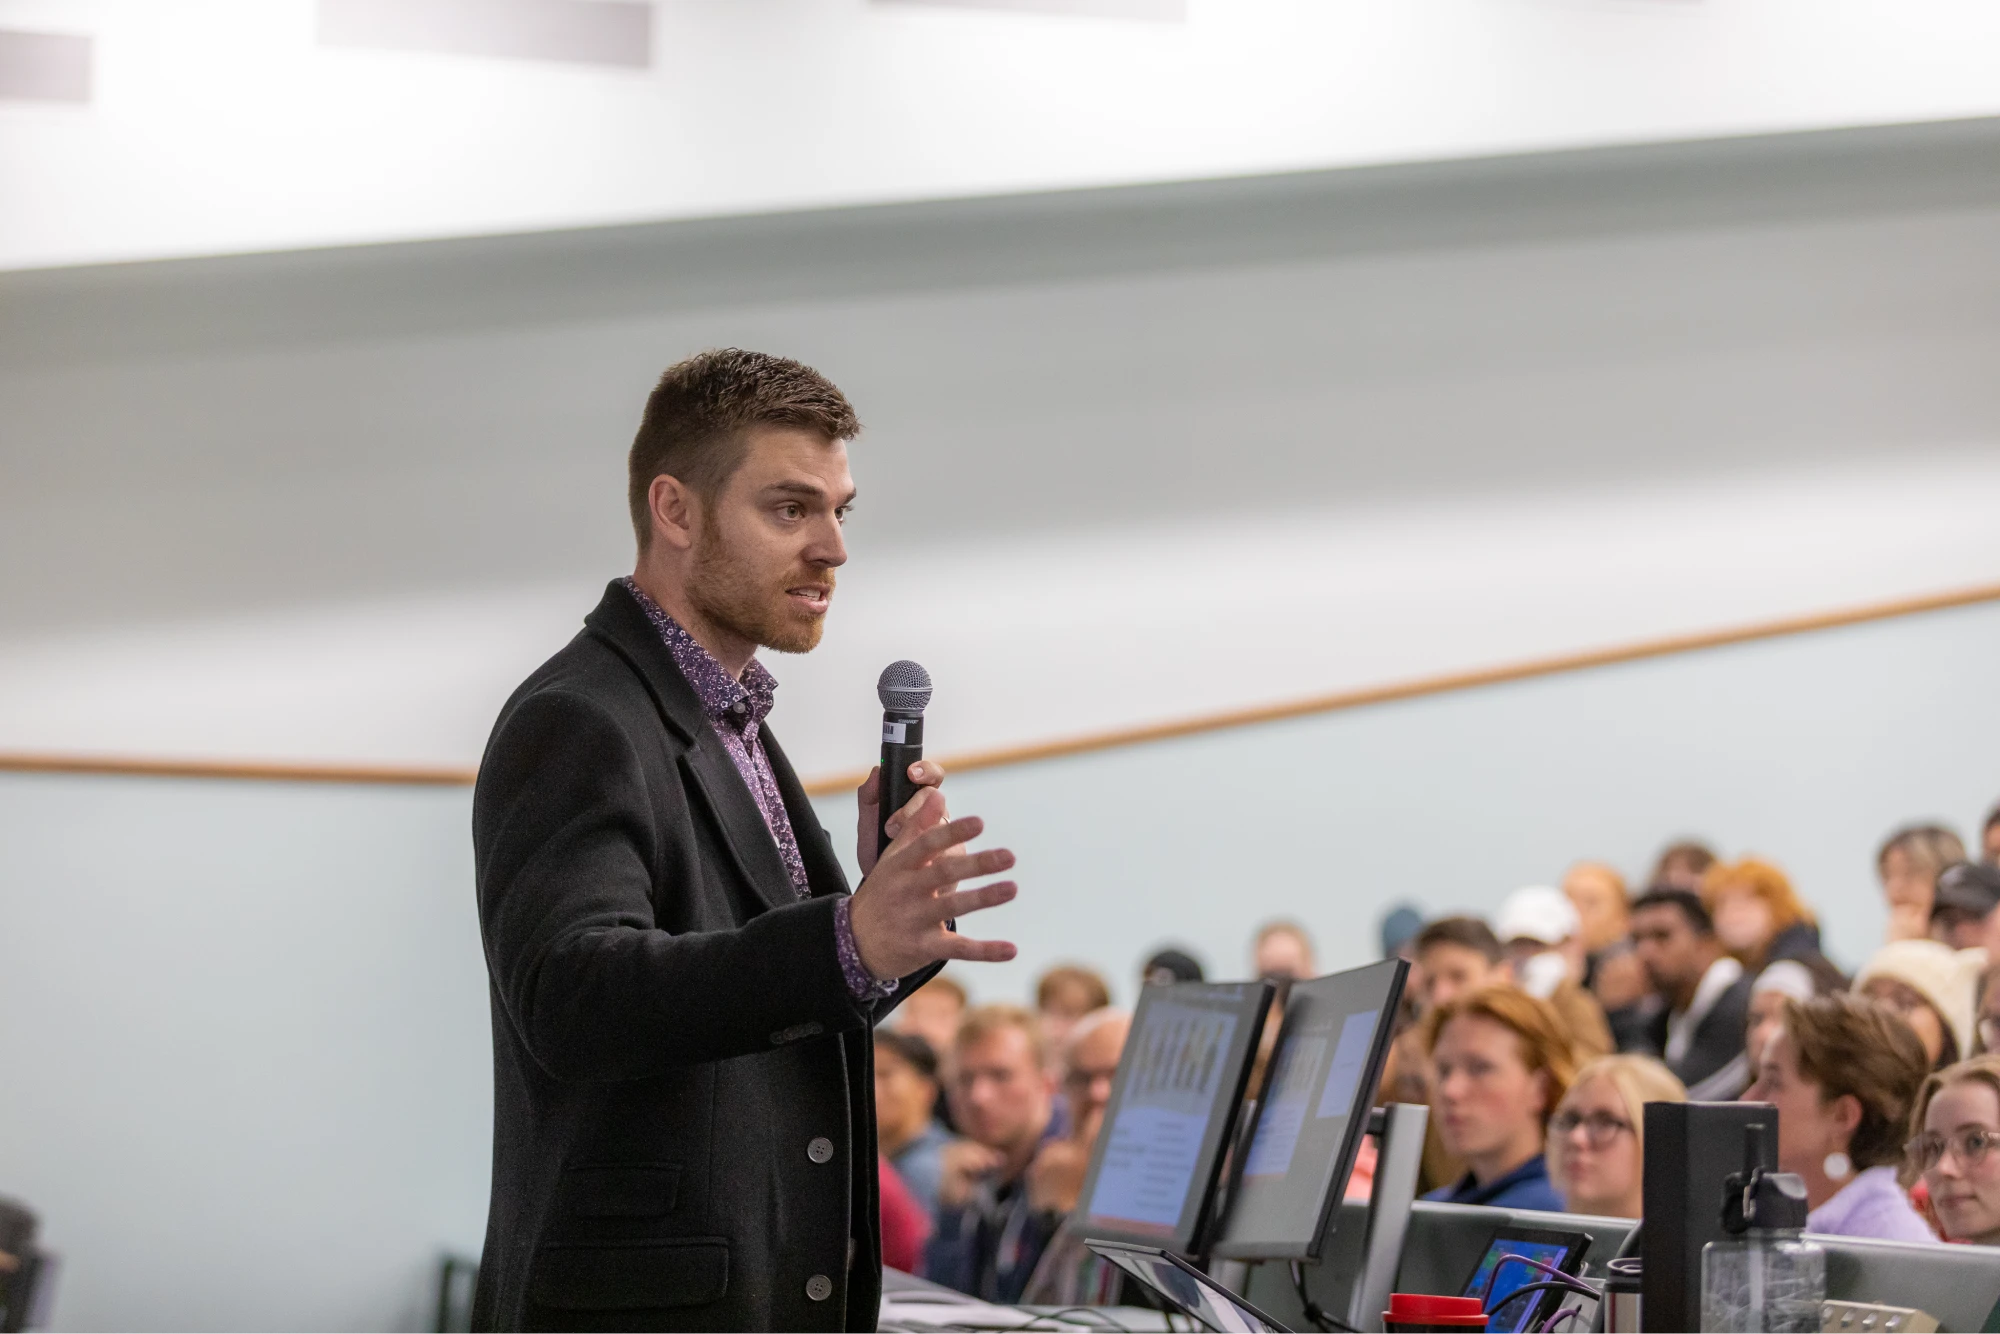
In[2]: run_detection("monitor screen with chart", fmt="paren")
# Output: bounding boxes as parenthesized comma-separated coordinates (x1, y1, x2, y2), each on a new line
(1071, 978, 1276, 1254)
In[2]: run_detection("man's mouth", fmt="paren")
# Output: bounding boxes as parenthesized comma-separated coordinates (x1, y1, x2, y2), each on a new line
(786, 585, 832, 615)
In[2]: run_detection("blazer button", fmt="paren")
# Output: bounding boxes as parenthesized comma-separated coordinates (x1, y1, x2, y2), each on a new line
(807, 1136, 834, 1164)
(806, 1274, 833, 1302)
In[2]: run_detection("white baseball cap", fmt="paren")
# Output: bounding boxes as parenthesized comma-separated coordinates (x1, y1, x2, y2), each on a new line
(1496, 885, 1580, 947)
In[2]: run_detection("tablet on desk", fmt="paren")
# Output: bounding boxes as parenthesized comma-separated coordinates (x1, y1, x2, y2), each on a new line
(1459, 1226, 1591, 1333)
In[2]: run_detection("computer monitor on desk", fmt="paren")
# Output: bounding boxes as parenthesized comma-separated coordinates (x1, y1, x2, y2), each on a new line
(1072, 979, 1277, 1254)
(1211, 958, 1411, 1262)
(1813, 1232, 2000, 1332)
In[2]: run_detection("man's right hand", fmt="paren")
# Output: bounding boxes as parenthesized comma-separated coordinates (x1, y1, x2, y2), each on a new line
(937, 1138, 1006, 1210)
(847, 790, 1018, 981)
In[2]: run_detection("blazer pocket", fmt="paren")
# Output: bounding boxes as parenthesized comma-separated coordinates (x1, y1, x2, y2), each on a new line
(555, 1163, 681, 1217)
(528, 1237, 729, 1311)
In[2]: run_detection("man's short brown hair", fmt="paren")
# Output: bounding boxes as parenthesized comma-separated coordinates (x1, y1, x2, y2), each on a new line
(954, 1003, 1048, 1070)
(626, 348, 860, 547)
(1414, 915, 1505, 965)
(1035, 965, 1111, 1015)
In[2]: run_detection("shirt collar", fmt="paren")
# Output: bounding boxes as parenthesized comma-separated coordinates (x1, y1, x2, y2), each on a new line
(619, 577, 777, 729)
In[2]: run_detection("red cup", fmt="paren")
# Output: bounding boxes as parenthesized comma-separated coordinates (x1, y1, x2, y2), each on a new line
(1383, 1292, 1490, 1332)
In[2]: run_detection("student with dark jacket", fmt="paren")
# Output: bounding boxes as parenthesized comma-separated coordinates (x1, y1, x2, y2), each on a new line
(1629, 887, 1755, 1100)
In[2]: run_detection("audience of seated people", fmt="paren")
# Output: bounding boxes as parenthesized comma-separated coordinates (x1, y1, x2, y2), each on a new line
(1855, 939, 1981, 1072)
(1932, 859, 2000, 955)
(1252, 919, 1317, 981)
(1034, 965, 1112, 1063)
(874, 1029, 951, 1220)
(1878, 824, 1967, 944)
(923, 1005, 1063, 1303)
(1422, 985, 1574, 1211)
(1495, 885, 1614, 1059)
(1743, 992, 1936, 1242)
(1546, 1054, 1686, 1219)
(1628, 886, 1756, 1099)
(1912, 1054, 2000, 1245)
(889, 808, 2000, 1302)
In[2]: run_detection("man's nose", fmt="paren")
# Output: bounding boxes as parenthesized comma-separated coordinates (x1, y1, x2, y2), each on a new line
(809, 515, 848, 567)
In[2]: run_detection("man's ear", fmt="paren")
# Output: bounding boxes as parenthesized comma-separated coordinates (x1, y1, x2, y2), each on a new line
(647, 473, 699, 553)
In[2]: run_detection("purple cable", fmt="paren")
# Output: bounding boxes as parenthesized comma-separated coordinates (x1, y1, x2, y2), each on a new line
(1538, 1307, 1585, 1332)
(1479, 1253, 1596, 1307)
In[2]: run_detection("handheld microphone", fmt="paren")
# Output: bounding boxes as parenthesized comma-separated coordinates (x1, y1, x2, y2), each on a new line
(876, 660, 932, 861)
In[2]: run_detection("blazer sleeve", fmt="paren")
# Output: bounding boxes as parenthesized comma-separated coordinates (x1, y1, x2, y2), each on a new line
(475, 687, 870, 1082)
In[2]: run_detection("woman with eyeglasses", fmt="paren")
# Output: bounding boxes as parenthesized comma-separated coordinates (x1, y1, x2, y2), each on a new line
(1546, 1055, 1687, 1218)
(1743, 993, 1937, 1243)
(1910, 1055, 2000, 1245)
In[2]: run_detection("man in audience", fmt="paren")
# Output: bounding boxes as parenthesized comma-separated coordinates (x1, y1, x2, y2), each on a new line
(1413, 916, 1510, 1011)
(1985, 803, 2000, 867)
(924, 1006, 1060, 1303)
(1027, 1008, 1132, 1218)
(1878, 823, 1968, 943)
(1563, 860, 1650, 1049)
(1649, 840, 1717, 892)
(1022, 1009, 1139, 1306)
(874, 1029, 952, 1220)
(1141, 947, 1204, 988)
(1496, 886, 1614, 1059)
(1034, 965, 1112, 1064)
(893, 970, 968, 1061)
(1932, 861, 2000, 953)
(1628, 887, 1753, 1099)
(1252, 919, 1317, 981)
(1380, 903, 1426, 962)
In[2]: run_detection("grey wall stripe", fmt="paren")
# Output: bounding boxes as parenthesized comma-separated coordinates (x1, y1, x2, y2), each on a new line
(0, 30, 92, 103)
(317, 0, 652, 69)
(878, 0, 1185, 19)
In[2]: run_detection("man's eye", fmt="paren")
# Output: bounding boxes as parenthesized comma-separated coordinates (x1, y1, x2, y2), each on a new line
(780, 503, 803, 520)
(834, 506, 851, 524)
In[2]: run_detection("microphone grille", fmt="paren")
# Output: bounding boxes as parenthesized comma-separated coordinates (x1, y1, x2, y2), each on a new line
(877, 660, 933, 714)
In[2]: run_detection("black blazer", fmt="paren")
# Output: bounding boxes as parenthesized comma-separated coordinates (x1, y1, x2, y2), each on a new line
(471, 581, 926, 1332)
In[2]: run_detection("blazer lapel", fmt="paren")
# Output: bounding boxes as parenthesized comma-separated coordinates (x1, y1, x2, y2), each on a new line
(764, 728, 853, 899)
(583, 581, 797, 915)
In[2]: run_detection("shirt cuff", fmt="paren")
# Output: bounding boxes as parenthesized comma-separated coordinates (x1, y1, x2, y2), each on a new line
(833, 895, 899, 1001)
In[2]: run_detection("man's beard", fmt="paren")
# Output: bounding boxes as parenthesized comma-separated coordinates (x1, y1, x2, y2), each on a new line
(689, 525, 832, 655)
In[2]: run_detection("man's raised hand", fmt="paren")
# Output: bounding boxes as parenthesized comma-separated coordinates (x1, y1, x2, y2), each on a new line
(847, 804, 1017, 981)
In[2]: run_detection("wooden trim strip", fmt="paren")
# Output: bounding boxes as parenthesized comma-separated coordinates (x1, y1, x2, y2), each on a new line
(0, 752, 477, 786)
(2, 581, 1996, 792)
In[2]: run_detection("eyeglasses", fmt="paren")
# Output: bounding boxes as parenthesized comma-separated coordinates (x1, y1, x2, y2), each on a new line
(1907, 1127, 2000, 1173)
(1549, 1110, 1634, 1148)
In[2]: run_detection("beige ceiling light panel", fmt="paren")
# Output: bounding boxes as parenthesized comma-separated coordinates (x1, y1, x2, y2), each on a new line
(0, 30, 91, 103)
(879, 0, 1184, 20)
(317, 0, 653, 68)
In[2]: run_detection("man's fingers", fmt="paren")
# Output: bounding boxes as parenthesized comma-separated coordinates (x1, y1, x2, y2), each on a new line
(917, 849, 1015, 894)
(908, 759, 947, 788)
(939, 933, 1017, 964)
(939, 881, 1018, 918)
(883, 786, 948, 843)
(856, 765, 881, 803)
(908, 813, 984, 858)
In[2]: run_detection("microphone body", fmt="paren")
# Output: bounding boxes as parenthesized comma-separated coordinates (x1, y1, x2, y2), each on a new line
(875, 661, 934, 862)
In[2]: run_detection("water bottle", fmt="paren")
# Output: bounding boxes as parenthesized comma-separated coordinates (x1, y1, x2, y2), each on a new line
(1700, 1121, 1824, 1333)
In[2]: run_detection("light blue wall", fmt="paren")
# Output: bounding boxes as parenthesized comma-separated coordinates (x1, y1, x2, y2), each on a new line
(2, 601, 1996, 1328)
(808, 600, 2000, 1002)
(0, 779, 490, 1331)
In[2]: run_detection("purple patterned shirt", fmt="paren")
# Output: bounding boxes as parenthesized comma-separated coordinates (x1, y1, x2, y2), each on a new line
(620, 578, 893, 1000)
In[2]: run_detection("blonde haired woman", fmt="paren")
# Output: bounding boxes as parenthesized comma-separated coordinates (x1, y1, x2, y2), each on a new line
(1546, 1055, 1687, 1218)
(1909, 1055, 2000, 1245)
